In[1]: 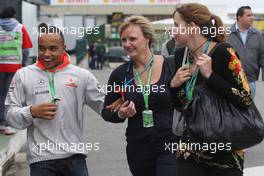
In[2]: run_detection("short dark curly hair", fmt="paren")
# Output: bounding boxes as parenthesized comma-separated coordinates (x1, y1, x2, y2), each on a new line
(0, 6, 16, 19)
(38, 23, 65, 45)
(236, 6, 251, 20)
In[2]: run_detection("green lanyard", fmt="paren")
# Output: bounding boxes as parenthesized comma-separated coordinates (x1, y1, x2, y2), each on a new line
(185, 41, 210, 101)
(133, 54, 154, 110)
(46, 71, 59, 103)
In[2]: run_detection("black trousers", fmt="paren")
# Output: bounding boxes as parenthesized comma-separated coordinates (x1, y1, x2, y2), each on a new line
(126, 141, 177, 176)
(30, 154, 89, 176)
(174, 156, 243, 176)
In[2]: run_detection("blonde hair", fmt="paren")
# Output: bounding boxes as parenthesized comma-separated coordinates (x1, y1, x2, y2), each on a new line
(119, 15, 154, 47)
(173, 3, 226, 42)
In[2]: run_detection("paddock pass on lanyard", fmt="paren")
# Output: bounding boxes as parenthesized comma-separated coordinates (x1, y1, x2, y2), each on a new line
(46, 71, 60, 104)
(133, 54, 154, 128)
(185, 41, 210, 102)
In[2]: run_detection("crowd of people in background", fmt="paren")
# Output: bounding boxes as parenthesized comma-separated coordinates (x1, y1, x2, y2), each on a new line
(88, 39, 106, 70)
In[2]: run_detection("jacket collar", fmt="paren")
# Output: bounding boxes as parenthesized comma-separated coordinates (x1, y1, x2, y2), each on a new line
(230, 22, 259, 34)
(36, 52, 70, 73)
(0, 18, 18, 31)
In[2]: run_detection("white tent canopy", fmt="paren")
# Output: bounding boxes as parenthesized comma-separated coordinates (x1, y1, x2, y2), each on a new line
(152, 16, 234, 26)
(152, 5, 235, 26)
(152, 18, 174, 25)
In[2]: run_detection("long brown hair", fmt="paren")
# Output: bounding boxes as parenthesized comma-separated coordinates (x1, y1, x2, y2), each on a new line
(173, 3, 226, 42)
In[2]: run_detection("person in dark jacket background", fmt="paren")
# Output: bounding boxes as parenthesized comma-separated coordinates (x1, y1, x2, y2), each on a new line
(0, 6, 32, 135)
(227, 6, 264, 99)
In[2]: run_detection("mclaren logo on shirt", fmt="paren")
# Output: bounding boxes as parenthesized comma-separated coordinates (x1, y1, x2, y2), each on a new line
(65, 77, 79, 88)
(35, 90, 49, 95)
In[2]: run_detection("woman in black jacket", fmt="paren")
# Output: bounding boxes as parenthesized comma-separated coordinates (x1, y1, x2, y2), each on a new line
(101, 16, 178, 176)
(169, 3, 252, 176)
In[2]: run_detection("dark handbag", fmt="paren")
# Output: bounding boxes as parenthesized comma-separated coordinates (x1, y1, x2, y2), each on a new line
(186, 82, 264, 150)
(172, 109, 185, 136)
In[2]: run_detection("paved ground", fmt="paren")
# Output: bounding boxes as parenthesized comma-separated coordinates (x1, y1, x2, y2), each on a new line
(4, 67, 264, 176)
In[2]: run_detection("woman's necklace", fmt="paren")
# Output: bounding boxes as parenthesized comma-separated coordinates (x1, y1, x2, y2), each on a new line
(188, 40, 209, 64)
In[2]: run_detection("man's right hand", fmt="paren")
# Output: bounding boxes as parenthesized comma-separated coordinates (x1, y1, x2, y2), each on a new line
(30, 103, 57, 120)
(106, 98, 123, 112)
